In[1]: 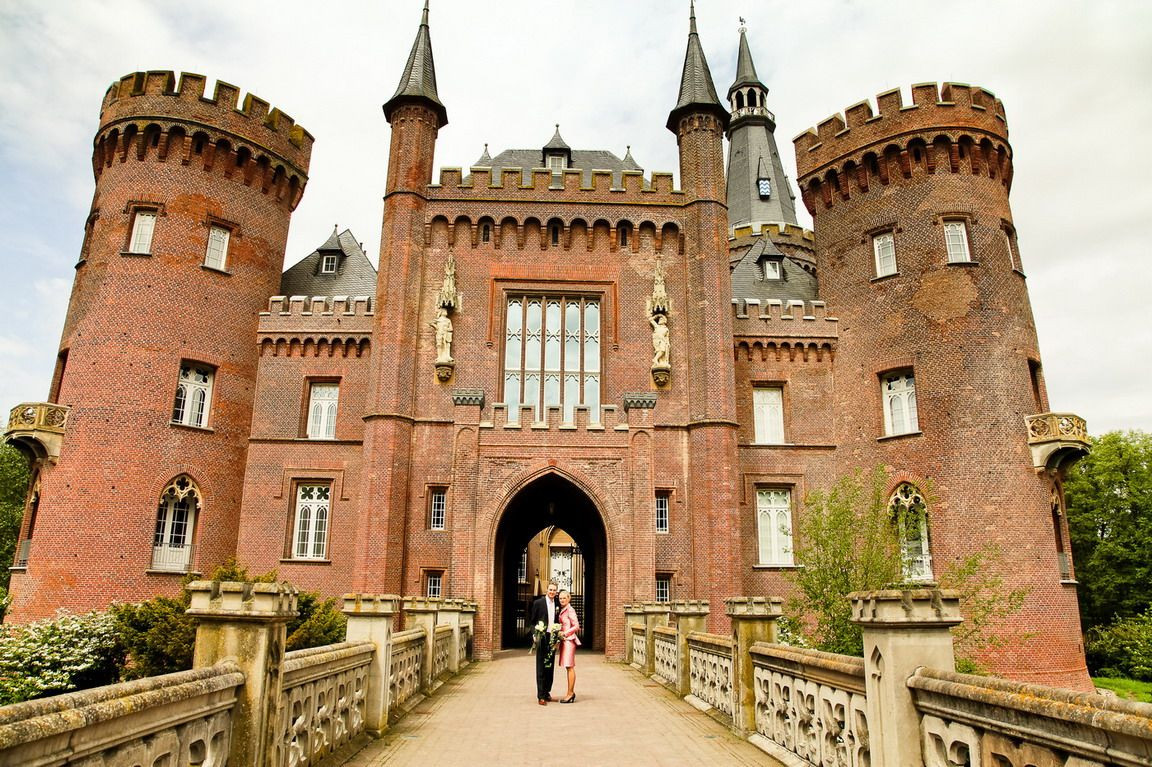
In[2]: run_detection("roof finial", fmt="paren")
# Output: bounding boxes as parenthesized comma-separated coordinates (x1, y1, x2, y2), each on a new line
(690, 0, 698, 35)
(422, 0, 429, 26)
(739, 16, 746, 33)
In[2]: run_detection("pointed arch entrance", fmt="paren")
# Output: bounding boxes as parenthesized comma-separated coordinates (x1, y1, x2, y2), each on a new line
(493, 472, 607, 651)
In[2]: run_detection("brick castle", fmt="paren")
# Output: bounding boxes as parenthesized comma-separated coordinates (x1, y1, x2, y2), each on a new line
(3, 3, 1093, 689)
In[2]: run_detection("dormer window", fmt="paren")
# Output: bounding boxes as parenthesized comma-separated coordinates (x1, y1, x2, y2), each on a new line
(547, 154, 566, 175)
(320, 254, 338, 274)
(761, 257, 782, 281)
(757, 177, 772, 200)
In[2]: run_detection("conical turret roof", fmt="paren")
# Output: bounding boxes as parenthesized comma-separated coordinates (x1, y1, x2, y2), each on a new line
(728, 26, 765, 97)
(544, 125, 571, 152)
(474, 143, 492, 166)
(666, 1, 729, 133)
(384, 1, 448, 127)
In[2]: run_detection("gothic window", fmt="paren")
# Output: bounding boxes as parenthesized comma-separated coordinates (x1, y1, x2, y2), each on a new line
(428, 487, 447, 531)
(204, 225, 230, 270)
(293, 483, 330, 560)
(306, 382, 339, 439)
(752, 386, 785, 444)
(618, 222, 631, 247)
(889, 483, 932, 582)
(1051, 483, 1072, 580)
(873, 231, 896, 277)
(655, 491, 670, 533)
(152, 475, 200, 572)
(881, 371, 918, 436)
(129, 209, 157, 254)
(502, 295, 600, 424)
(756, 488, 793, 566)
(171, 363, 214, 429)
(943, 220, 972, 263)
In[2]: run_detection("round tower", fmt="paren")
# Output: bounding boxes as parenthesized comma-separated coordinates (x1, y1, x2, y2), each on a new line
(794, 83, 1089, 688)
(7, 70, 312, 620)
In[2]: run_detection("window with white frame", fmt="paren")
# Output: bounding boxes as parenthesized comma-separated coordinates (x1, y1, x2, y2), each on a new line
(293, 483, 330, 560)
(1003, 229, 1020, 271)
(655, 491, 670, 533)
(655, 574, 671, 602)
(129, 210, 157, 254)
(873, 231, 896, 277)
(503, 295, 600, 423)
(943, 220, 971, 263)
(761, 258, 781, 280)
(320, 254, 338, 274)
(171, 364, 214, 428)
(547, 154, 566, 175)
(889, 483, 932, 582)
(881, 371, 919, 436)
(426, 571, 443, 598)
(752, 386, 785, 444)
(429, 488, 447, 531)
(756, 488, 793, 565)
(152, 475, 199, 572)
(306, 382, 339, 439)
(517, 548, 528, 583)
(204, 225, 230, 270)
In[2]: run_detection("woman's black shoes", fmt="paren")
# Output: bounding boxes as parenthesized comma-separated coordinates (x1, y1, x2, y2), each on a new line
(559, 694, 576, 704)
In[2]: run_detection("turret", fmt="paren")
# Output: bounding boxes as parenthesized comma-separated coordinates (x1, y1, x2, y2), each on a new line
(6, 70, 311, 620)
(724, 25, 797, 229)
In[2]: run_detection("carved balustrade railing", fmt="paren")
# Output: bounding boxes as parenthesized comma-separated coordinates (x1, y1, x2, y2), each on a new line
(6, 402, 69, 433)
(433, 624, 453, 680)
(911, 667, 1152, 767)
(277, 641, 373, 767)
(389, 628, 426, 716)
(631, 624, 647, 669)
(750, 644, 869, 767)
(687, 632, 735, 719)
(458, 624, 472, 668)
(652, 625, 678, 687)
(0, 662, 242, 766)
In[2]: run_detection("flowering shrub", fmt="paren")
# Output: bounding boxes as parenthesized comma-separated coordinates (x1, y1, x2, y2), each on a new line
(1087, 608, 1152, 681)
(0, 610, 123, 705)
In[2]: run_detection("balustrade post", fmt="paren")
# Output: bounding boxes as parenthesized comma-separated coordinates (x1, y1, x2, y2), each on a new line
(670, 600, 709, 696)
(342, 593, 400, 737)
(437, 599, 463, 673)
(642, 602, 670, 676)
(623, 603, 645, 665)
(460, 601, 477, 664)
(403, 597, 440, 693)
(851, 588, 962, 767)
(187, 580, 297, 767)
(725, 597, 783, 736)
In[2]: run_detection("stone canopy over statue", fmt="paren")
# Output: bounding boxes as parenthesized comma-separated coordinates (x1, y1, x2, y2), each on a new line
(647, 258, 671, 386)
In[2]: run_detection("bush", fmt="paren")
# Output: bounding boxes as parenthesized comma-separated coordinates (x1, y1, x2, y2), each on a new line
(0, 610, 123, 705)
(1086, 608, 1152, 680)
(110, 596, 196, 680)
(286, 591, 347, 651)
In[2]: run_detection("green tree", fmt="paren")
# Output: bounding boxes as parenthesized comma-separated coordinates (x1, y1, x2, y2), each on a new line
(0, 443, 32, 594)
(1064, 430, 1152, 632)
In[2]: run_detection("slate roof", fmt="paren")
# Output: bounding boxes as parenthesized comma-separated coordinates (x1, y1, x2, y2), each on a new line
(730, 236, 818, 304)
(728, 27, 764, 96)
(667, 0, 729, 132)
(479, 145, 644, 188)
(280, 228, 377, 298)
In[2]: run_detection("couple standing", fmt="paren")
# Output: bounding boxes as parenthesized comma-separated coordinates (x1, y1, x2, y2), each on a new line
(529, 580, 580, 705)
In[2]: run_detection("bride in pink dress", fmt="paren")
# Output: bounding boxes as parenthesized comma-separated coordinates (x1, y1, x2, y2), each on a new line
(557, 589, 581, 703)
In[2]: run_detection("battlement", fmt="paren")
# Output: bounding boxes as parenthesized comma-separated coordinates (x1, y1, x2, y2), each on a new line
(729, 221, 814, 245)
(99, 71, 313, 172)
(793, 83, 1007, 179)
(257, 296, 373, 358)
(428, 166, 683, 205)
(261, 295, 373, 317)
(731, 299, 839, 339)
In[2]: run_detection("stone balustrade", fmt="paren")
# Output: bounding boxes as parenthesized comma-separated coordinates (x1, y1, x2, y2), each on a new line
(625, 590, 1152, 767)
(0, 584, 477, 767)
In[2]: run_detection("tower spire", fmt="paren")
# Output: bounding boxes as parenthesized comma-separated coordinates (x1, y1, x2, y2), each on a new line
(384, 0, 448, 127)
(666, 0, 729, 133)
(728, 25, 764, 97)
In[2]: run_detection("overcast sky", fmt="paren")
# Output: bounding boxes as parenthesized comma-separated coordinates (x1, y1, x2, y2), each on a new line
(1, 0, 1149, 435)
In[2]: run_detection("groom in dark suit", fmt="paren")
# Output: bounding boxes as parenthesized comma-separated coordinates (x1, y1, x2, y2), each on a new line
(529, 580, 559, 705)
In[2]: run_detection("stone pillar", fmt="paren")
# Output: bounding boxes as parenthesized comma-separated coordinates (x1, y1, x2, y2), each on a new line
(851, 588, 962, 767)
(726, 597, 783, 735)
(403, 597, 440, 693)
(670, 600, 710, 696)
(437, 599, 462, 673)
(188, 580, 297, 767)
(342, 593, 400, 737)
(460, 601, 477, 664)
(642, 602, 671, 676)
(623, 603, 645, 666)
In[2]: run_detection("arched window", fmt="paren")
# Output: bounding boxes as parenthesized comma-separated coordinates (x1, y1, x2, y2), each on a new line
(481, 223, 491, 243)
(618, 222, 632, 247)
(152, 475, 200, 572)
(889, 483, 932, 582)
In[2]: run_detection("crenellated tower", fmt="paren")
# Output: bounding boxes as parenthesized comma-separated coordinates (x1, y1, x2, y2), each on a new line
(7, 70, 312, 620)
(794, 83, 1089, 688)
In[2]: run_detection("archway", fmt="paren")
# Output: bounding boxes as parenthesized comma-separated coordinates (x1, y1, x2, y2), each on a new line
(493, 472, 607, 651)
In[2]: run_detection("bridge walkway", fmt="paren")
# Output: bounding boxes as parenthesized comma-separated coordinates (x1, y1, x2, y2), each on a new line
(341, 651, 784, 766)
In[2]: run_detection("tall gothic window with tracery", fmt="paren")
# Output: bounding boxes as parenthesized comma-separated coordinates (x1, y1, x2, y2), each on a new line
(152, 475, 200, 572)
(502, 295, 600, 423)
(889, 483, 932, 582)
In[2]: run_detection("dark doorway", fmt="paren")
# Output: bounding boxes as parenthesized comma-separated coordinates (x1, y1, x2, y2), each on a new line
(494, 472, 607, 651)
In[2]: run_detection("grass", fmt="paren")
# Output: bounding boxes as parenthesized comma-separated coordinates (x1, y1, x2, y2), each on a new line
(1092, 676, 1152, 703)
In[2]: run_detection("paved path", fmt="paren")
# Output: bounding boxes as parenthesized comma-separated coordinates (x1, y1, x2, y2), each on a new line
(343, 652, 783, 766)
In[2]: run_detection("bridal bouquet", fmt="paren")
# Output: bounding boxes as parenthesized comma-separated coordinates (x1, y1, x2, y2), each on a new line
(530, 621, 563, 667)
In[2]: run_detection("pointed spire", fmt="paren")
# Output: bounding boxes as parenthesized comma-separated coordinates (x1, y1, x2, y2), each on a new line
(318, 225, 342, 251)
(623, 145, 639, 168)
(728, 25, 765, 97)
(667, 0, 729, 133)
(474, 143, 492, 166)
(384, 0, 448, 127)
(544, 124, 570, 152)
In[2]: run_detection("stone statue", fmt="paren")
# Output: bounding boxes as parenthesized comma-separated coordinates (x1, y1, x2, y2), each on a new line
(650, 313, 670, 368)
(431, 307, 453, 364)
